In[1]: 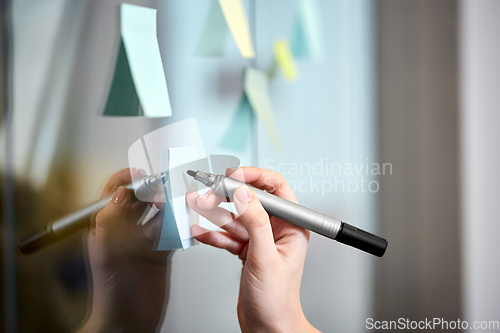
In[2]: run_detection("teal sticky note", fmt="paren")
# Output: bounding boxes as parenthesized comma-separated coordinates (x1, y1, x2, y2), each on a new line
(291, 16, 309, 59)
(121, 3, 172, 117)
(156, 184, 183, 251)
(103, 39, 141, 116)
(194, 0, 228, 57)
(220, 94, 253, 151)
(291, 0, 324, 60)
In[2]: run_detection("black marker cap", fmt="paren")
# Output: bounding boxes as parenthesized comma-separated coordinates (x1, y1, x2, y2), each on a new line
(335, 222, 388, 257)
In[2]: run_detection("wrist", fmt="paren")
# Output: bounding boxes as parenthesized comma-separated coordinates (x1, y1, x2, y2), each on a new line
(277, 314, 319, 333)
(253, 309, 318, 333)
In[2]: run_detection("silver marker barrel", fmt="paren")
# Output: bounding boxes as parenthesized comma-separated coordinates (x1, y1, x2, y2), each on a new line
(19, 173, 167, 254)
(188, 170, 387, 257)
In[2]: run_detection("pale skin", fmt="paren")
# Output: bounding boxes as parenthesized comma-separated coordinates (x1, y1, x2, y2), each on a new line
(78, 167, 320, 333)
(187, 167, 320, 333)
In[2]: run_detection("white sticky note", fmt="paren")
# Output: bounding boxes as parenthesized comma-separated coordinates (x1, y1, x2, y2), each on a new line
(243, 68, 282, 150)
(168, 147, 201, 249)
(218, 0, 255, 58)
(121, 3, 172, 117)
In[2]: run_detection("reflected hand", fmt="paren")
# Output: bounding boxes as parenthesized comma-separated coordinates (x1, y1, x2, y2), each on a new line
(78, 168, 172, 333)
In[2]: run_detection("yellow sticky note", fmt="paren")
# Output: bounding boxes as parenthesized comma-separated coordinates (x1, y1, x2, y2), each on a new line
(273, 39, 298, 81)
(244, 68, 282, 150)
(218, 0, 255, 58)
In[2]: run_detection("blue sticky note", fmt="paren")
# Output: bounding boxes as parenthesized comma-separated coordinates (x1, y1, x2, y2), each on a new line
(103, 39, 142, 116)
(194, 0, 228, 57)
(291, 0, 324, 60)
(220, 94, 253, 151)
(121, 3, 172, 117)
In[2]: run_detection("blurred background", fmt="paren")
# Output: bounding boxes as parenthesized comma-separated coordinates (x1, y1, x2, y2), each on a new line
(0, 0, 499, 332)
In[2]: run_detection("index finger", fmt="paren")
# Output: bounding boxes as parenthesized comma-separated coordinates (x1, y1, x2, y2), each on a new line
(226, 167, 297, 203)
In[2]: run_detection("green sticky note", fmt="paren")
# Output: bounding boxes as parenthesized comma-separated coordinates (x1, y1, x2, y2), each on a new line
(121, 3, 172, 117)
(220, 94, 253, 151)
(291, 0, 324, 60)
(243, 68, 282, 150)
(194, 0, 228, 57)
(266, 57, 278, 79)
(103, 39, 142, 116)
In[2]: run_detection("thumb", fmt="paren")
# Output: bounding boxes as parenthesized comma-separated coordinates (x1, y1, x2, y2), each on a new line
(233, 186, 276, 257)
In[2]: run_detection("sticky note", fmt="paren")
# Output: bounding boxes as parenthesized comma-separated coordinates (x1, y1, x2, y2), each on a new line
(156, 184, 183, 251)
(218, 0, 255, 58)
(127, 119, 211, 251)
(220, 94, 254, 151)
(291, 0, 324, 60)
(103, 39, 142, 116)
(167, 147, 202, 250)
(121, 3, 172, 117)
(273, 39, 298, 81)
(243, 68, 282, 150)
(266, 57, 278, 79)
(194, 0, 228, 57)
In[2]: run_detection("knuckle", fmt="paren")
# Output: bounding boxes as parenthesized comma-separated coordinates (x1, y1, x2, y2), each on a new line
(95, 208, 111, 228)
(272, 171, 286, 182)
(242, 204, 268, 227)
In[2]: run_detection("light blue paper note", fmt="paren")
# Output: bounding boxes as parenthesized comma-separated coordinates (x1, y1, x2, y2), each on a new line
(291, 0, 324, 60)
(121, 3, 172, 117)
(244, 68, 282, 150)
(220, 94, 253, 151)
(194, 0, 228, 57)
(168, 147, 202, 250)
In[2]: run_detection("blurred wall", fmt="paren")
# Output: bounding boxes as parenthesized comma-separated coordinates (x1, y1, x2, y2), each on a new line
(459, 0, 500, 328)
(375, 0, 462, 331)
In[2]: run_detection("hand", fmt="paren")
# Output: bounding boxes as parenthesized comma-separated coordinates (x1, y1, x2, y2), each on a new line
(187, 167, 320, 333)
(78, 169, 173, 333)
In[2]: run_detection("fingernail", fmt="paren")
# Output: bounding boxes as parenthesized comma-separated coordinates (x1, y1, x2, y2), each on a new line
(235, 186, 252, 203)
(226, 167, 238, 176)
(198, 191, 210, 201)
(111, 186, 126, 203)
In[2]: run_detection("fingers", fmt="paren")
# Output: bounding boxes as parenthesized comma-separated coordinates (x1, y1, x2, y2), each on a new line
(226, 167, 297, 203)
(227, 167, 309, 243)
(233, 186, 276, 256)
(191, 225, 245, 256)
(94, 186, 131, 239)
(186, 191, 249, 241)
